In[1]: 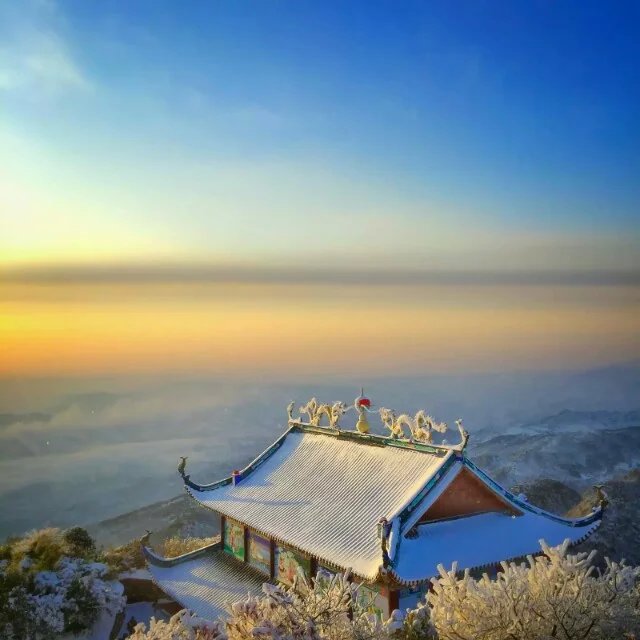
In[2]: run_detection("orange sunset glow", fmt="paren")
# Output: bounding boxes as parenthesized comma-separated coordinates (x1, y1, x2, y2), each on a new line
(2, 279, 638, 378)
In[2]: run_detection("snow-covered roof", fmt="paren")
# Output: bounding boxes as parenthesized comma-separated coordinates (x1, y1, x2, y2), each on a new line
(186, 426, 452, 580)
(145, 543, 265, 621)
(182, 424, 605, 584)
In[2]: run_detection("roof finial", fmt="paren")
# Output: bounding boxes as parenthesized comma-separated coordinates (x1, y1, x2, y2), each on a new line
(593, 484, 608, 510)
(140, 529, 152, 547)
(355, 388, 371, 434)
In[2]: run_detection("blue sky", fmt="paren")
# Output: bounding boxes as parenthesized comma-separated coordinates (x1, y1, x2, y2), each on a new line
(1, 0, 639, 270)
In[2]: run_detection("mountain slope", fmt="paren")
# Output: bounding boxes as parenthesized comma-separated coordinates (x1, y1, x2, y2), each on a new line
(470, 424, 640, 490)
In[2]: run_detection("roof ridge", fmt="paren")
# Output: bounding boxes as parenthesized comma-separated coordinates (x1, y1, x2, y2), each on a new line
(180, 422, 456, 492)
(290, 422, 458, 454)
(181, 425, 295, 491)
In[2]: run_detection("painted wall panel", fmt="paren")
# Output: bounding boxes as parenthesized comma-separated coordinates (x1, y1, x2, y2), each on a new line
(275, 545, 311, 586)
(357, 583, 388, 619)
(248, 531, 271, 575)
(223, 519, 245, 560)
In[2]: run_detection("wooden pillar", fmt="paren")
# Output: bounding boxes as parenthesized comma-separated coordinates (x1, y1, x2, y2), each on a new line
(243, 526, 249, 562)
(310, 556, 317, 582)
(270, 538, 276, 579)
(388, 587, 399, 614)
(220, 514, 226, 550)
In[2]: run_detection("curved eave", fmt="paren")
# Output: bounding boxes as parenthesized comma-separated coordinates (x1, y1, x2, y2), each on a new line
(386, 457, 606, 586)
(142, 541, 267, 621)
(182, 425, 296, 492)
(387, 516, 603, 587)
(142, 539, 222, 568)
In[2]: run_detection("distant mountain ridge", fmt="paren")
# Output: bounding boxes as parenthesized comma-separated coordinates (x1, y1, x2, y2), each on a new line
(503, 409, 640, 436)
(469, 409, 640, 489)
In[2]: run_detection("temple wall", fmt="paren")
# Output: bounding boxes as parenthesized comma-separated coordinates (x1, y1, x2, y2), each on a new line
(420, 467, 521, 522)
(219, 511, 394, 617)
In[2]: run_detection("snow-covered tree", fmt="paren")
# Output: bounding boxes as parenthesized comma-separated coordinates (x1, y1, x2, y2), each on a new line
(226, 570, 390, 640)
(0, 553, 125, 639)
(131, 570, 394, 640)
(127, 540, 639, 640)
(428, 539, 640, 640)
(128, 610, 227, 640)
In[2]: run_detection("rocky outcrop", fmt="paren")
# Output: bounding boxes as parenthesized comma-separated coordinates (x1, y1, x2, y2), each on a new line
(569, 469, 640, 566)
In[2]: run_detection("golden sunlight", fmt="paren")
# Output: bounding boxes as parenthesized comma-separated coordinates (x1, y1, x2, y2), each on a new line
(1, 282, 638, 378)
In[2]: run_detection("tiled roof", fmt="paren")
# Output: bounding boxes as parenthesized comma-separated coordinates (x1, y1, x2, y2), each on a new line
(146, 546, 265, 621)
(187, 428, 452, 580)
(183, 425, 604, 584)
(392, 510, 602, 583)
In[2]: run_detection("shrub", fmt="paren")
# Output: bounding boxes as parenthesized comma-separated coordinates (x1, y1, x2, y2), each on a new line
(10, 528, 66, 571)
(128, 610, 227, 640)
(0, 554, 125, 639)
(101, 539, 147, 574)
(5, 527, 98, 573)
(63, 527, 96, 557)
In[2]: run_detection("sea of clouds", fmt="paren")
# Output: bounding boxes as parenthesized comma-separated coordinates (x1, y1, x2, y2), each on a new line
(0, 363, 638, 540)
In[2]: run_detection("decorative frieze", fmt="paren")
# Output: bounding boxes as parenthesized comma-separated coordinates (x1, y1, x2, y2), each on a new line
(286, 392, 469, 449)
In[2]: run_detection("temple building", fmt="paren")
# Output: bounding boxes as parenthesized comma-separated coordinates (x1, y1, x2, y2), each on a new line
(142, 393, 606, 621)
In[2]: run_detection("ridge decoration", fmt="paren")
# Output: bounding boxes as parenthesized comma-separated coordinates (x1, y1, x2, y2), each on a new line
(286, 391, 469, 450)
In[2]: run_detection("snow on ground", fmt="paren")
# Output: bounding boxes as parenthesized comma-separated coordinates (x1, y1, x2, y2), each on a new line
(60, 581, 125, 640)
(119, 568, 152, 580)
(114, 602, 171, 639)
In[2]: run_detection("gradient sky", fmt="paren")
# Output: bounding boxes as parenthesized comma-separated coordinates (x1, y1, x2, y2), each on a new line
(1, 1, 639, 377)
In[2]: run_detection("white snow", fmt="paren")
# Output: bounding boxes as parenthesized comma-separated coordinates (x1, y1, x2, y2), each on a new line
(148, 549, 265, 622)
(189, 429, 451, 580)
(393, 512, 601, 582)
(119, 568, 153, 580)
(114, 602, 170, 639)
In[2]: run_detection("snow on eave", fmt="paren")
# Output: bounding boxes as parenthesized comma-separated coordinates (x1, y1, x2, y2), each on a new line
(182, 425, 296, 492)
(387, 517, 603, 587)
(144, 548, 268, 621)
(141, 539, 222, 568)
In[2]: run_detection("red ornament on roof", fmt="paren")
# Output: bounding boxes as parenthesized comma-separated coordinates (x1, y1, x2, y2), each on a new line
(355, 388, 371, 408)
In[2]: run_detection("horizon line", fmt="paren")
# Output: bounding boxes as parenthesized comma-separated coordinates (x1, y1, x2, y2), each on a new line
(2, 262, 639, 287)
